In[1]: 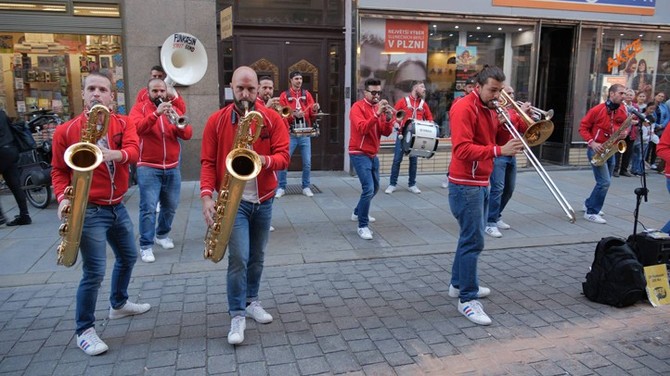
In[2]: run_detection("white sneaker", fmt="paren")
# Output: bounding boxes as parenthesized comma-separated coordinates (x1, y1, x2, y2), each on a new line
(584, 213, 607, 224)
(441, 181, 449, 189)
(496, 220, 511, 230)
(581, 204, 604, 216)
(448, 284, 491, 298)
(228, 316, 246, 345)
(385, 185, 396, 194)
(140, 248, 155, 263)
(485, 226, 502, 238)
(458, 300, 492, 326)
(108, 301, 151, 320)
(156, 202, 160, 213)
(275, 188, 285, 198)
(302, 187, 314, 197)
(357, 227, 373, 240)
(154, 236, 174, 249)
(245, 301, 273, 324)
(351, 213, 376, 223)
(270, 225, 275, 232)
(76, 327, 109, 356)
(651, 164, 658, 170)
(408, 185, 421, 194)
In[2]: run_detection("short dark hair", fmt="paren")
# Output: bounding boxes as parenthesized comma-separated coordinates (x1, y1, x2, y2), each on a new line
(289, 71, 302, 79)
(258, 75, 273, 82)
(364, 78, 381, 89)
(609, 84, 625, 95)
(147, 77, 165, 89)
(151, 65, 165, 73)
(475, 65, 505, 86)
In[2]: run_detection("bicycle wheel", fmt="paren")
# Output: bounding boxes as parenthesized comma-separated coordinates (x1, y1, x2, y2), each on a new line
(24, 174, 51, 209)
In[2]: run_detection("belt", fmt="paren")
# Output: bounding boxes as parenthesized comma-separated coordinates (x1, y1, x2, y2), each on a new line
(86, 203, 119, 209)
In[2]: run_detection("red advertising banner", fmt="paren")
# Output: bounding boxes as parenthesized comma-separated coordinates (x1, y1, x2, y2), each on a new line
(384, 20, 428, 54)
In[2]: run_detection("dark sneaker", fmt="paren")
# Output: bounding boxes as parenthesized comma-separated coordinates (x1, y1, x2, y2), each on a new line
(7, 215, 31, 226)
(0, 215, 6, 225)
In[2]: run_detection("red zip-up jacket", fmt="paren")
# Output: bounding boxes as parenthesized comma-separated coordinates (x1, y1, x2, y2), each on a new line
(394, 95, 433, 133)
(200, 103, 290, 202)
(279, 88, 316, 127)
(579, 103, 628, 145)
(448, 90, 502, 186)
(51, 111, 139, 205)
(129, 100, 192, 169)
(135, 87, 186, 114)
(349, 98, 394, 157)
(656, 125, 670, 177)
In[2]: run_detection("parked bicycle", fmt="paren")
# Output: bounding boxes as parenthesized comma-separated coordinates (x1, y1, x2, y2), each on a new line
(0, 109, 62, 209)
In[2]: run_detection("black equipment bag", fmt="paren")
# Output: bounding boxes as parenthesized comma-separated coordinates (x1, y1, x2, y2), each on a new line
(9, 121, 36, 152)
(582, 237, 647, 307)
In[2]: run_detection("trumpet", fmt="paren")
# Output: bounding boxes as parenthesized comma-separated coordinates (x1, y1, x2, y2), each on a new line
(377, 100, 405, 122)
(160, 99, 189, 129)
(511, 101, 554, 120)
(265, 97, 291, 118)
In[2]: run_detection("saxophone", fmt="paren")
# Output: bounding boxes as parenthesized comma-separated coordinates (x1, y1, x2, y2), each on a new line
(204, 101, 264, 263)
(590, 114, 633, 167)
(56, 104, 110, 266)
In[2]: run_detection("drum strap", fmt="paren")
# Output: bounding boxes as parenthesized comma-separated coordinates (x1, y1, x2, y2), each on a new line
(404, 96, 425, 120)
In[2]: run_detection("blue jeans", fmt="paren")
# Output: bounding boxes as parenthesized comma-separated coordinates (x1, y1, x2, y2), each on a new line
(137, 166, 181, 249)
(278, 135, 311, 190)
(76, 203, 138, 334)
(663, 178, 670, 233)
(631, 141, 644, 175)
(350, 154, 380, 228)
(487, 156, 516, 225)
(585, 148, 615, 215)
(389, 137, 417, 187)
(449, 183, 488, 302)
(227, 199, 273, 317)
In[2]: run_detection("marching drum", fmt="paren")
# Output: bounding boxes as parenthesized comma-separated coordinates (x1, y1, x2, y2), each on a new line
(401, 120, 439, 158)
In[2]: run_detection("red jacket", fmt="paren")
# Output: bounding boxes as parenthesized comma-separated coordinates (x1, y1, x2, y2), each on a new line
(579, 103, 628, 145)
(495, 109, 529, 145)
(279, 88, 316, 127)
(51, 112, 139, 205)
(656, 125, 670, 177)
(135, 87, 186, 114)
(448, 90, 502, 186)
(349, 98, 394, 157)
(200, 103, 290, 202)
(394, 95, 433, 132)
(129, 100, 192, 169)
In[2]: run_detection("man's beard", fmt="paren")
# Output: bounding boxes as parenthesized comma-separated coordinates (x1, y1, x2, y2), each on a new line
(152, 96, 165, 107)
(262, 93, 272, 102)
(234, 98, 254, 113)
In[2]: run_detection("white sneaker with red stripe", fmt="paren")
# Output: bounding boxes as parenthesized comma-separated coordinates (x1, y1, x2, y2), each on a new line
(458, 299, 491, 325)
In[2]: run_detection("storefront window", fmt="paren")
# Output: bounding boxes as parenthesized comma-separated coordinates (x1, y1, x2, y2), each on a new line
(0, 32, 124, 121)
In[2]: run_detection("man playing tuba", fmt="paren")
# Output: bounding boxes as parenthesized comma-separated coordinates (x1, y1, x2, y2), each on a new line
(51, 71, 150, 356)
(200, 66, 289, 345)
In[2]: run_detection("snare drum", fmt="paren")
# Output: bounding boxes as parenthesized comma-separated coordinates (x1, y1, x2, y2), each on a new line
(290, 119, 320, 137)
(401, 120, 439, 158)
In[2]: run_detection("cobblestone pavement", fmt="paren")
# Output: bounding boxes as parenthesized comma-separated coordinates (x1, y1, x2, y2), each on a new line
(0, 170, 669, 375)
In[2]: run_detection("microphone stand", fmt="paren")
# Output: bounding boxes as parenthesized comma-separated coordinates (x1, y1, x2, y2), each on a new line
(631, 111, 649, 236)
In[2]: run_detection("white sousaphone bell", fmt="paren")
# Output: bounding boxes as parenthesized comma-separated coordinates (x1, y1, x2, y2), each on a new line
(160, 32, 208, 87)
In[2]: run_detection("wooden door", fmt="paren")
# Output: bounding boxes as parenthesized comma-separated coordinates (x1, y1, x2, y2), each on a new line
(235, 34, 344, 171)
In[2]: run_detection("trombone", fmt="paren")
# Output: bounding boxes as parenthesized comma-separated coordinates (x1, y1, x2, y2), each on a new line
(494, 92, 576, 223)
(498, 90, 554, 147)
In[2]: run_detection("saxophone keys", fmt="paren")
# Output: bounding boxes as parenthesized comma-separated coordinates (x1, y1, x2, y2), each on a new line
(58, 223, 68, 236)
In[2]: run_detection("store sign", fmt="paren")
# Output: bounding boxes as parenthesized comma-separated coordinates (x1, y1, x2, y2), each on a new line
(220, 6, 232, 40)
(607, 39, 643, 72)
(384, 20, 428, 53)
(492, 0, 655, 16)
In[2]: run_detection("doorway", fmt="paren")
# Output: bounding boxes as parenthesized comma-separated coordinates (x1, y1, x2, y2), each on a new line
(536, 26, 575, 164)
(234, 33, 345, 171)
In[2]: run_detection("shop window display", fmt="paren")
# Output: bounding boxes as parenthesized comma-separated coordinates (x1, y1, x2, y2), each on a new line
(0, 33, 125, 121)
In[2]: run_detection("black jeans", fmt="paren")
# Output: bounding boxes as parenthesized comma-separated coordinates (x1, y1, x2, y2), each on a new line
(0, 144, 29, 217)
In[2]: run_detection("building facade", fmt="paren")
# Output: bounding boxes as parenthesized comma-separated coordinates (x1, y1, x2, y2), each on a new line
(1, 1, 669, 179)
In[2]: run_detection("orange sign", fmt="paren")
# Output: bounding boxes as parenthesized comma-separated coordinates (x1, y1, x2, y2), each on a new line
(607, 39, 643, 73)
(385, 20, 428, 53)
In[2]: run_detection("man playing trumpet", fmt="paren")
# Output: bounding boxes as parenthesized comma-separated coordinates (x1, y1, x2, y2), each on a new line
(349, 78, 395, 240)
(129, 78, 193, 262)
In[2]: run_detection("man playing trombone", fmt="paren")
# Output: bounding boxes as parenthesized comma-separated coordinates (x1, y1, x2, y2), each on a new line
(385, 80, 433, 195)
(129, 78, 193, 262)
(447, 66, 522, 325)
(486, 86, 530, 238)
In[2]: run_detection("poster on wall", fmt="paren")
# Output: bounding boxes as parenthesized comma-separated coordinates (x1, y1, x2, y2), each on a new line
(454, 46, 478, 98)
(599, 75, 627, 104)
(614, 39, 661, 101)
(359, 18, 428, 142)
